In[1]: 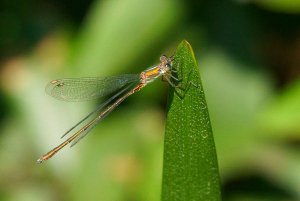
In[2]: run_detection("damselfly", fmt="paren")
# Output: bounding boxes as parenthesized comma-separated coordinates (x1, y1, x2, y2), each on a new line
(37, 55, 177, 163)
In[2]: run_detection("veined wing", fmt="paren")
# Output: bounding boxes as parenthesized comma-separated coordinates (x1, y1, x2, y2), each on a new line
(69, 81, 138, 147)
(46, 74, 139, 101)
(36, 81, 139, 164)
(60, 81, 137, 139)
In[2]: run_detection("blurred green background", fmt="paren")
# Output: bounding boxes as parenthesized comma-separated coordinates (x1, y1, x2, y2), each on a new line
(0, 0, 300, 200)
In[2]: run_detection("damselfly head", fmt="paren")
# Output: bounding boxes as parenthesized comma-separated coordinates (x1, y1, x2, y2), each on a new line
(159, 55, 173, 73)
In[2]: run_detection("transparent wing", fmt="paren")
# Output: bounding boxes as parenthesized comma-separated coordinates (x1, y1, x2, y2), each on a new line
(70, 82, 138, 147)
(46, 74, 139, 101)
(71, 83, 135, 147)
(61, 81, 136, 139)
(35, 81, 139, 163)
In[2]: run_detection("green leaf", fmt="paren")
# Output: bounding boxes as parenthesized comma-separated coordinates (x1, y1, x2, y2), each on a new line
(161, 40, 221, 201)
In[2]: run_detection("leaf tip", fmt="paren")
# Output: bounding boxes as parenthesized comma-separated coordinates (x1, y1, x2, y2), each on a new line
(176, 40, 197, 65)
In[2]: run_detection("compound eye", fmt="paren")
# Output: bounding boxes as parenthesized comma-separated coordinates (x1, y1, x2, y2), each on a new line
(165, 63, 171, 68)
